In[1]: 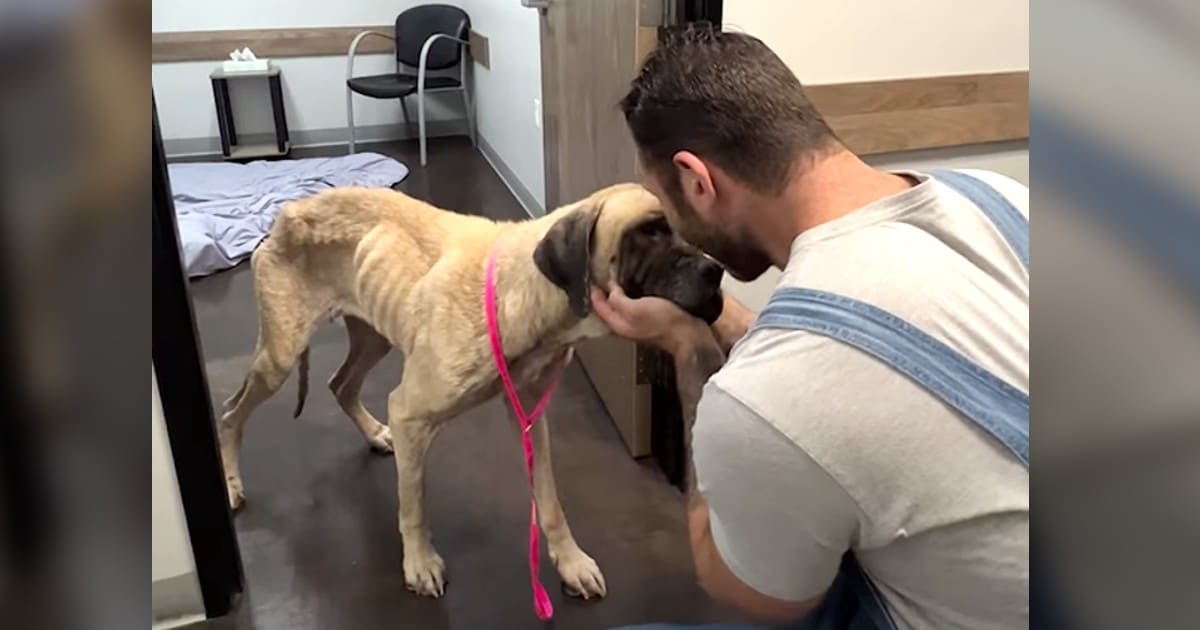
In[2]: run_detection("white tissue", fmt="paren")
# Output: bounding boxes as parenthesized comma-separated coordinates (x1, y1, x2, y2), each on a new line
(228, 47, 259, 61)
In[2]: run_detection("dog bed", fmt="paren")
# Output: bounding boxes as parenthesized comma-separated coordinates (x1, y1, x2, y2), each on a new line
(169, 152, 408, 277)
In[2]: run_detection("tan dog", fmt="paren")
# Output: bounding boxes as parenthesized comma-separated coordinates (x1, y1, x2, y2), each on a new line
(218, 183, 724, 600)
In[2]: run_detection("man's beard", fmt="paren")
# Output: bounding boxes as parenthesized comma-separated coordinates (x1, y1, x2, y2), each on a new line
(670, 193, 773, 282)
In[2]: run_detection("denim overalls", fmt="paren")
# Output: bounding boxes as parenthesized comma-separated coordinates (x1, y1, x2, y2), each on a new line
(616, 170, 1030, 630)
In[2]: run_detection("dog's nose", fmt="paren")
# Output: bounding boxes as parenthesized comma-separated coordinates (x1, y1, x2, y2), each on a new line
(701, 260, 724, 284)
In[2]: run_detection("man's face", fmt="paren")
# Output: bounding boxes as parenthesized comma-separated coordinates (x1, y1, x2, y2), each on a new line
(640, 170, 773, 282)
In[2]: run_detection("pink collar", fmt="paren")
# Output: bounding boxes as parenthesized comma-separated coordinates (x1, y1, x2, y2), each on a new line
(483, 240, 562, 621)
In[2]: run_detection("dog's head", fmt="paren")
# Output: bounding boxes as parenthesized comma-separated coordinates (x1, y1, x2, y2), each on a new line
(533, 183, 725, 324)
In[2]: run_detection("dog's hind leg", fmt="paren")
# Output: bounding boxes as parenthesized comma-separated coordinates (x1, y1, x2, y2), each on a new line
(218, 276, 322, 511)
(328, 316, 393, 452)
(220, 349, 302, 511)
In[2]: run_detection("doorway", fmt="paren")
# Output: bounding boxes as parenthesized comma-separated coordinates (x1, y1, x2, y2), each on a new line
(536, 0, 722, 486)
(153, 3, 740, 626)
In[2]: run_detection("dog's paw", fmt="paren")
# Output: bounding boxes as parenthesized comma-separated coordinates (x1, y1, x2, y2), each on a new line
(556, 549, 606, 600)
(367, 424, 394, 453)
(226, 477, 245, 512)
(403, 548, 446, 597)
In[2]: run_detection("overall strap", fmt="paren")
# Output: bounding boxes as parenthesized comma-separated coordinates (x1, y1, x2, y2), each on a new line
(758, 289, 1029, 630)
(754, 289, 1029, 465)
(928, 169, 1029, 272)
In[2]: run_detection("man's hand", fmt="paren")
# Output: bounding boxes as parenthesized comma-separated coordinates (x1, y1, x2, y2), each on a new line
(590, 281, 709, 355)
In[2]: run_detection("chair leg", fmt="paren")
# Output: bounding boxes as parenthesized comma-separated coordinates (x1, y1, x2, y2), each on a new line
(462, 86, 476, 147)
(418, 85, 427, 167)
(400, 96, 411, 129)
(346, 87, 356, 154)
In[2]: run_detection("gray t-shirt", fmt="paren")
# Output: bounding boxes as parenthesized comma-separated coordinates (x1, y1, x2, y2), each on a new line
(694, 169, 1029, 629)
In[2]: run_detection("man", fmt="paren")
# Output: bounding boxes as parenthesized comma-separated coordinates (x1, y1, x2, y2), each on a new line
(595, 25, 1029, 629)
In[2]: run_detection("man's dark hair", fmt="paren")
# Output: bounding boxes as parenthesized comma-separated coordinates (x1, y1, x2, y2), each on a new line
(620, 23, 836, 195)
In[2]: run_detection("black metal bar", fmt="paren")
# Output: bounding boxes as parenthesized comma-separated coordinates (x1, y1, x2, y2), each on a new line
(268, 74, 289, 153)
(0, 194, 48, 587)
(152, 96, 244, 618)
(648, 347, 688, 492)
(648, 0, 723, 492)
(681, 0, 722, 24)
(219, 78, 237, 144)
(211, 78, 232, 157)
(218, 78, 238, 145)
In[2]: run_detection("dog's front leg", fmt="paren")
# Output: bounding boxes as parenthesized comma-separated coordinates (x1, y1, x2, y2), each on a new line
(389, 385, 447, 597)
(525, 412, 608, 599)
(509, 352, 606, 599)
(511, 351, 607, 598)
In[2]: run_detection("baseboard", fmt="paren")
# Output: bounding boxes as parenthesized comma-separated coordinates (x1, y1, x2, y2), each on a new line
(477, 134, 545, 218)
(152, 572, 204, 627)
(153, 613, 206, 630)
(163, 119, 470, 159)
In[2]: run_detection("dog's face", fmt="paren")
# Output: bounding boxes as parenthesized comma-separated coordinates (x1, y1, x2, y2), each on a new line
(534, 184, 725, 324)
(614, 215, 725, 323)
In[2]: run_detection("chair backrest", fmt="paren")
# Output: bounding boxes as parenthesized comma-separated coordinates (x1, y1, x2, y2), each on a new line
(395, 4, 470, 70)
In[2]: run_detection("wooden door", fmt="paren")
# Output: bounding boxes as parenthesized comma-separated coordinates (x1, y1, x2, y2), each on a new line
(538, 0, 662, 457)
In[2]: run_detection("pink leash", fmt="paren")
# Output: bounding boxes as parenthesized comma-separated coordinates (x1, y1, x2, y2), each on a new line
(483, 241, 563, 621)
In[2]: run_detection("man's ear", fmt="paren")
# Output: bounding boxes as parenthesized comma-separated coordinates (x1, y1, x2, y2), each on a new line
(533, 203, 601, 318)
(673, 151, 717, 220)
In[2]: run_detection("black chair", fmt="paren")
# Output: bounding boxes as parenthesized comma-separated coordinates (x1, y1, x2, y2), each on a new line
(345, 4, 473, 166)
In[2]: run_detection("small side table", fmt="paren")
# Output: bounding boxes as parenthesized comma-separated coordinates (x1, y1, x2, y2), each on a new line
(210, 67, 291, 160)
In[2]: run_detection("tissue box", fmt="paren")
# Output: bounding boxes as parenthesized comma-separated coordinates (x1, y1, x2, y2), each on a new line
(221, 59, 271, 73)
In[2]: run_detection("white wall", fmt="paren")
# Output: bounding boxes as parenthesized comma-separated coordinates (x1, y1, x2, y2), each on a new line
(721, 0, 1029, 311)
(152, 368, 204, 623)
(153, 2, 426, 30)
(462, 0, 546, 213)
(722, 0, 1028, 84)
(152, 0, 467, 149)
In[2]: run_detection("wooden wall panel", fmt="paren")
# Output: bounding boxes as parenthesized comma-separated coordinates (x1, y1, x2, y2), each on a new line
(806, 71, 1029, 155)
(152, 27, 394, 62)
(467, 29, 490, 69)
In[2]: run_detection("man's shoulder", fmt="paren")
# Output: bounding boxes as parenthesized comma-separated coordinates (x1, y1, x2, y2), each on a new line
(943, 168, 1029, 218)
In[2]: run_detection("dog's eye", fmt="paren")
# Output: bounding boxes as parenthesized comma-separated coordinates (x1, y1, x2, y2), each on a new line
(638, 219, 670, 236)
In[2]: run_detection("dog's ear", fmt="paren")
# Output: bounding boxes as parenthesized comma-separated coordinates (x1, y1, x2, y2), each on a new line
(533, 203, 601, 318)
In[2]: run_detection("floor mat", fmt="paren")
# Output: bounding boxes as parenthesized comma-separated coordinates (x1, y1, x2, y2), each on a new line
(169, 152, 408, 277)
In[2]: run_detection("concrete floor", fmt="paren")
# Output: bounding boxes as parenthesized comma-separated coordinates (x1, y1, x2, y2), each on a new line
(188, 137, 750, 629)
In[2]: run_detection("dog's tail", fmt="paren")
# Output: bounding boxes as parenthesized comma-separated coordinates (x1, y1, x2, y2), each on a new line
(222, 378, 247, 414)
(293, 347, 310, 418)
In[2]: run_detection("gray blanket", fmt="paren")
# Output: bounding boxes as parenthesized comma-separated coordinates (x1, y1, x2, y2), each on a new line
(169, 152, 408, 277)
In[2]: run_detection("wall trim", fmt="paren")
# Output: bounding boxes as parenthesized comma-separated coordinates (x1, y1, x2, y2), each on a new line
(807, 71, 1029, 155)
(153, 26, 394, 62)
(154, 26, 489, 63)
(163, 119, 469, 159)
(152, 573, 205, 627)
(866, 138, 1029, 167)
(477, 134, 545, 217)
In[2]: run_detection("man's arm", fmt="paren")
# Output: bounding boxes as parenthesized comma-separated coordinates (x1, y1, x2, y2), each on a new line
(711, 293, 756, 355)
(666, 323, 823, 623)
(590, 282, 837, 622)
(661, 321, 725, 493)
